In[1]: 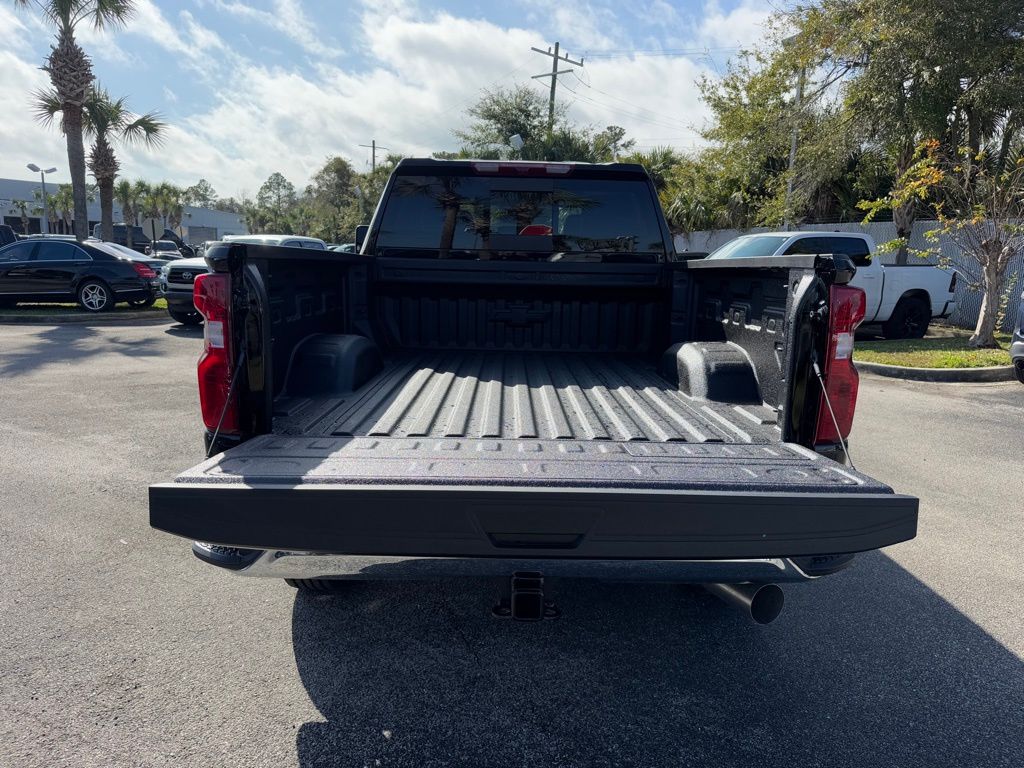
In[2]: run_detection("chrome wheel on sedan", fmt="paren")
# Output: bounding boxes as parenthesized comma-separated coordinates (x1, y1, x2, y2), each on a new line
(78, 280, 113, 312)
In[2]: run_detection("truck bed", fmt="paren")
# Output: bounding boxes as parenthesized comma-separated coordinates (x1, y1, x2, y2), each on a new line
(270, 351, 782, 444)
(169, 348, 893, 495)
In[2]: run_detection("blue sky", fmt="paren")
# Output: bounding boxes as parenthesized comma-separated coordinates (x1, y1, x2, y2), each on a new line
(1, 0, 773, 198)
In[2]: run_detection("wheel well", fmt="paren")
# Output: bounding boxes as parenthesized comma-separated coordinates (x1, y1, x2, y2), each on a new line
(897, 289, 931, 311)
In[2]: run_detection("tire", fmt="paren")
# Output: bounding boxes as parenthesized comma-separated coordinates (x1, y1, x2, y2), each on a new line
(77, 280, 114, 312)
(883, 296, 930, 339)
(1014, 360, 1024, 385)
(286, 578, 356, 594)
(128, 296, 156, 308)
(169, 309, 202, 326)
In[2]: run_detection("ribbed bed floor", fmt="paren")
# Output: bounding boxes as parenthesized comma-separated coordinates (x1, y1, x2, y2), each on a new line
(272, 351, 782, 444)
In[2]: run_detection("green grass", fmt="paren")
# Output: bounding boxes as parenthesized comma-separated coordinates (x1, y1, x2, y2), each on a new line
(854, 328, 1012, 368)
(3, 298, 167, 317)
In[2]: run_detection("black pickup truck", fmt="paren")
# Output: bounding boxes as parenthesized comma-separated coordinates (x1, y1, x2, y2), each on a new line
(150, 159, 918, 623)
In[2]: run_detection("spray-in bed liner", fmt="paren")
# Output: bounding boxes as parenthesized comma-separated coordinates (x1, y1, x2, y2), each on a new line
(272, 351, 783, 443)
(175, 351, 889, 494)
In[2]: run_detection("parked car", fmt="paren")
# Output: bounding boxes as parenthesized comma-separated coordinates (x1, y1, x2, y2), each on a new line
(330, 243, 358, 253)
(92, 240, 171, 274)
(92, 223, 151, 253)
(0, 238, 159, 311)
(160, 256, 210, 325)
(0, 224, 18, 247)
(707, 232, 957, 338)
(222, 234, 328, 249)
(1012, 290, 1024, 384)
(145, 239, 187, 259)
(149, 158, 919, 624)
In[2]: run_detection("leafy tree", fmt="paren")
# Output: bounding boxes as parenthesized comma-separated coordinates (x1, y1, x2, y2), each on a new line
(183, 179, 218, 208)
(861, 138, 1024, 347)
(212, 196, 245, 214)
(16, 0, 138, 240)
(256, 172, 296, 233)
(785, 0, 1024, 258)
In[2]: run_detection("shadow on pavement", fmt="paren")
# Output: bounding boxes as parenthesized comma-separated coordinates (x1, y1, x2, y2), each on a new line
(0, 324, 162, 377)
(291, 552, 1021, 767)
(163, 324, 204, 338)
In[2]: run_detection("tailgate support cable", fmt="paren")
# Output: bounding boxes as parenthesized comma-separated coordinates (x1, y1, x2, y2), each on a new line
(811, 349, 856, 471)
(207, 348, 247, 459)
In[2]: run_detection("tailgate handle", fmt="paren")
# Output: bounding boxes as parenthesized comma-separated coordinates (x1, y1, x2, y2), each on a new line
(487, 532, 583, 549)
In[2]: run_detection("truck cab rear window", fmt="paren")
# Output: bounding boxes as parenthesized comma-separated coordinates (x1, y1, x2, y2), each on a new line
(374, 175, 667, 262)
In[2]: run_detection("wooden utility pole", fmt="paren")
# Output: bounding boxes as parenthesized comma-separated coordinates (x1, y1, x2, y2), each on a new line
(358, 139, 390, 172)
(531, 42, 584, 138)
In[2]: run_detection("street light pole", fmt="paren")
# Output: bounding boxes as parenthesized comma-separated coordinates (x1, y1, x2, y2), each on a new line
(27, 163, 58, 234)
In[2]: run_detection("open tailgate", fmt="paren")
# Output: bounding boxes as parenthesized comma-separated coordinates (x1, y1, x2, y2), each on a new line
(150, 436, 918, 559)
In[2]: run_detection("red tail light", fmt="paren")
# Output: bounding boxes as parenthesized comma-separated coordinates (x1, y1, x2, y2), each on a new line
(193, 273, 238, 434)
(132, 262, 156, 278)
(814, 285, 866, 444)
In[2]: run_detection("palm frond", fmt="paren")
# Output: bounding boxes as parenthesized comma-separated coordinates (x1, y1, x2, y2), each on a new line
(122, 112, 166, 148)
(32, 87, 64, 130)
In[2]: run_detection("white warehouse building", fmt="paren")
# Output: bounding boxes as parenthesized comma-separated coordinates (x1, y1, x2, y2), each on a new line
(0, 176, 248, 243)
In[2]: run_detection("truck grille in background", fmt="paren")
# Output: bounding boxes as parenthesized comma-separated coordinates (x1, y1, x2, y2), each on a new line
(168, 269, 204, 285)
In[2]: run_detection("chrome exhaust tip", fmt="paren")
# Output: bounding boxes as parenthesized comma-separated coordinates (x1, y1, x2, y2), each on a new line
(704, 582, 785, 625)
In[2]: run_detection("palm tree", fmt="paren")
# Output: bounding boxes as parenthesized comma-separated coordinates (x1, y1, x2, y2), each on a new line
(37, 86, 163, 241)
(50, 183, 75, 233)
(113, 178, 146, 247)
(16, 0, 137, 241)
(11, 200, 33, 235)
(31, 187, 59, 232)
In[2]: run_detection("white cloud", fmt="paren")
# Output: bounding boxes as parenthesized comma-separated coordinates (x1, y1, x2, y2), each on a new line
(0, 0, 775, 197)
(698, 0, 774, 50)
(209, 0, 341, 59)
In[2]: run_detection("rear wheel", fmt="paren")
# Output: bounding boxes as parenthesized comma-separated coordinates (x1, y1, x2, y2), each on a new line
(78, 280, 114, 312)
(286, 578, 357, 594)
(1014, 360, 1024, 385)
(883, 296, 930, 339)
(128, 296, 156, 308)
(169, 309, 202, 326)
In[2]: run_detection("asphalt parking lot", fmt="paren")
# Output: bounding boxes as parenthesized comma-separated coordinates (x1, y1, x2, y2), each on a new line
(1, 320, 1021, 768)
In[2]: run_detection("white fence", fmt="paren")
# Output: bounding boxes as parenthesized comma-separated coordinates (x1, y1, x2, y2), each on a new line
(675, 221, 1023, 333)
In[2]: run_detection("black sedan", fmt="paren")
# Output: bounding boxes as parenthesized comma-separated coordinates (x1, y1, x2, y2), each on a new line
(0, 238, 160, 312)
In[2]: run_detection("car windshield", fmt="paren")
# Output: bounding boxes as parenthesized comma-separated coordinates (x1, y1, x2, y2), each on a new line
(706, 235, 790, 259)
(373, 173, 667, 262)
(154, 242, 177, 251)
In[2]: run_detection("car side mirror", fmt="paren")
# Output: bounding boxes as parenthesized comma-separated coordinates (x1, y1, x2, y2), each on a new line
(354, 224, 368, 249)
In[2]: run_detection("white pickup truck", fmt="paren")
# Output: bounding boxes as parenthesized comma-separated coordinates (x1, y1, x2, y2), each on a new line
(707, 232, 957, 338)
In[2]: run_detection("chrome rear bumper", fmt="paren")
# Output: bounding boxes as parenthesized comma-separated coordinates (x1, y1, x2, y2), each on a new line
(213, 548, 824, 583)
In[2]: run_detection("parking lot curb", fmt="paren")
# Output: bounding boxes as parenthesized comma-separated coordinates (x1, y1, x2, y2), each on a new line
(0, 311, 171, 325)
(855, 359, 1015, 382)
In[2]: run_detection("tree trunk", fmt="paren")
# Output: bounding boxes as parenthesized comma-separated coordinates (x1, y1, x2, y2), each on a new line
(64, 105, 90, 241)
(891, 139, 917, 265)
(98, 177, 114, 242)
(125, 207, 134, 249)
(969, 258, 1005, 348)
(892, 200, 915, 265)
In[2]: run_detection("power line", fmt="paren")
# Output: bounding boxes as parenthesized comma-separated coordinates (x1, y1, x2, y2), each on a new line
(358, 139, 390, 172)
(531, 41, 584, 137)
(582, 46, 741, 59)
(558, 79, 694, 133)
(568, 71, 702, 132)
